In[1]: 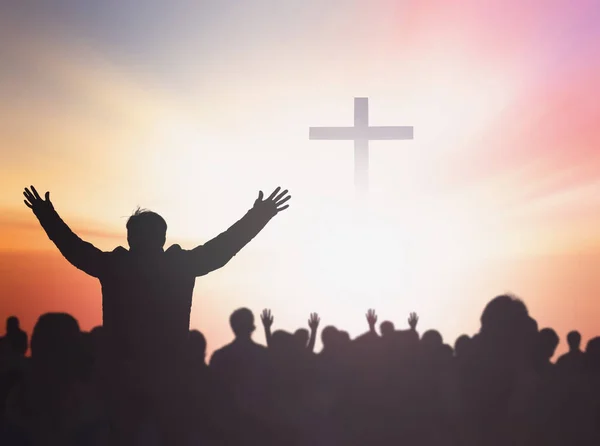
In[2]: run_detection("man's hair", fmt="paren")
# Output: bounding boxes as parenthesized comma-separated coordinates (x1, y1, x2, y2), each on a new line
(126, 208, 167, 249)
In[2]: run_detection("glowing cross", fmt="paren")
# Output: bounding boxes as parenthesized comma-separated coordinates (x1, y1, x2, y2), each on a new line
(309, 97, 414, 196)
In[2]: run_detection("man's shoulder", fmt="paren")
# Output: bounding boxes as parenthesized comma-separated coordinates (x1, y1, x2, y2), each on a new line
(209, 344, 229, 365)
(211, 341, 267, 360)
(165, 245, 193, 264)
(105, 246, 186, 254)
(251, 341, 268, 352)
(212, 342, 235, 355)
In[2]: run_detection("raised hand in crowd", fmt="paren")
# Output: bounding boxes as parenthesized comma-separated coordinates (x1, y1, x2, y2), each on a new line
(366, 309, 378, 334)
(307, 312, 320, 353)
(261, 309, 274, 347)
(408, 312, 419, 331)
(308, 313, 320, 331)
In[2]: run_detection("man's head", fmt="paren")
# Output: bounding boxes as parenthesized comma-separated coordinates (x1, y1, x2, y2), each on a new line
(380, 321, 395, 337)
(422, 329, 444, 350)
(126, 208, 167, 252)
(537, 328, 560, 362)
(479, 294, 537, 359)
(454, 334, 472, 358)
(6, 316, 19, 333)
(567, 330, 581, 352)
(230, 308, 255, 339)
(189, 330, 207, 360)
(30, 312, 82, 363)
(294, 328, 309, 348)
(321, 326, 339, 350)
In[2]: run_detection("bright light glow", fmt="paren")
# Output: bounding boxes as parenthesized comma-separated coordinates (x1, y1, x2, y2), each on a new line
(4, 1, 600, 355)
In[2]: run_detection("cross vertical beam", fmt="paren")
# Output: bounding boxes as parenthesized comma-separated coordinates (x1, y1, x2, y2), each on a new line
(354, 97, 369, 196)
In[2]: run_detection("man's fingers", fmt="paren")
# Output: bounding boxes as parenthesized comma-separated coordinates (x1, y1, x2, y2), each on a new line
(23, 190, 37, 205)
(257, 191, 264, 201)
(276, 204, 289, 212)
(31, 186, 41, 200)
(267, 187, 281, 201)
(23, 200, 32, 209)
(275, 195, 291, 207)
(274, 189, 288, 202)
(45, 191, 50, 201)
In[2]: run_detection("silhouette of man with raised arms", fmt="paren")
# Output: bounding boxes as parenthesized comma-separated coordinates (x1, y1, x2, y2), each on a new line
(23, 185, 291, 445)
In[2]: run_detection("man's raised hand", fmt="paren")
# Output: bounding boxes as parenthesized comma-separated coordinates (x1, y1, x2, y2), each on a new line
(308, 313, 320, 331)
(253, 187, 291, 218)
(408, 312, 419, 331)
(366, 309, 378, 330)
(261, 309, 274, 329)
(23, 186, 53, 214)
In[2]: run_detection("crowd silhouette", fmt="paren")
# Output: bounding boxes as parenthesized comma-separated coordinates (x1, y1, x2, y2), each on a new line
(0, 186, 599, 445)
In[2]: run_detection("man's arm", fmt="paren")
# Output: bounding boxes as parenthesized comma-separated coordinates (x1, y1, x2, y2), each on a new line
(260, 309, 274, 347)
(186, 187, 291, 276)
(307, 312, 320, 353)
(408, 312, 419, 332)
(366, 309, 378, 335)
(23, 186, 105, 278)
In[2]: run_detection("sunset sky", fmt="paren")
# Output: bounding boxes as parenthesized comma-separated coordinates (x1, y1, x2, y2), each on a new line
(2, 0, 600, 356)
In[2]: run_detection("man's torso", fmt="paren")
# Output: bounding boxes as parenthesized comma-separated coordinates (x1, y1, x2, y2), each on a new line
(98, 245, 196, 360)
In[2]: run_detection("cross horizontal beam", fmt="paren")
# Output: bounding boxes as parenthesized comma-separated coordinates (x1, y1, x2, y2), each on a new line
(309, 126, 414, 141)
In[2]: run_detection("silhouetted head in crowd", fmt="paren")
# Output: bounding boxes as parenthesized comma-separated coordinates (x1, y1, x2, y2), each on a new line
(536, 328, 559, 362)
(479, 294, 537, 360)
(380, 321, 395, 337)
(421, 330, 443, 350)
(584, 337, 600, 373)
(481, 294, 529, 332)
(90, 326, 103, 335)
(321, 326, 339, 351)
(271, 330, 295, 354)
(30, 313, 82, 370)
(294, 328, 309, 348)
(87, 326, 104, 354)
(6, 316, 20, 333)
(189, 330, 207, 361)
(126, 208, 167, 253)
(454, 334, 472, 358)
(339, 331, 351, 344)
(89, 326, 104, 340)
(567, 330, 581, 352)
(230, 308, 255, 340)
